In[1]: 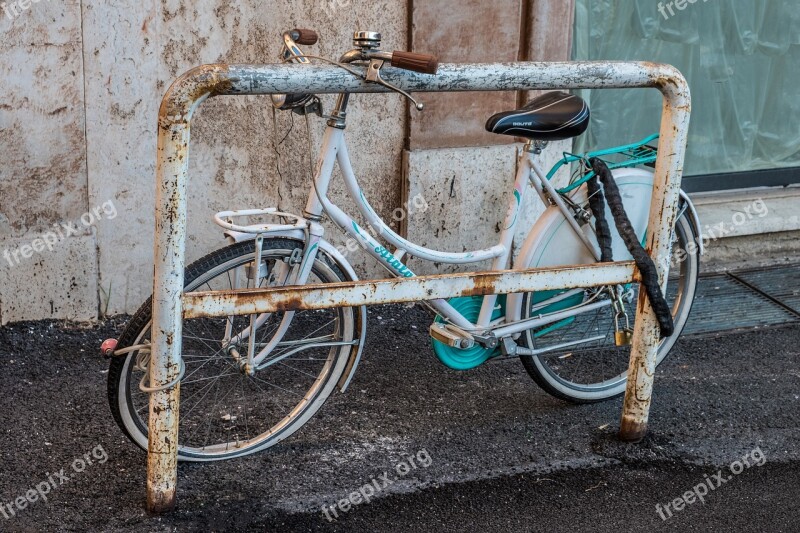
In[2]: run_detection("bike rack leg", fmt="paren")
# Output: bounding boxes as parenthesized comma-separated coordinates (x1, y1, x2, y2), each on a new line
(619, 80, 691, 442)
(147, 113, 192, 513)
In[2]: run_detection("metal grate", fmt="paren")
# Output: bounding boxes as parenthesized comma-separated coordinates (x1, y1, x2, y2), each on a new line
(733, 265, 800, 316)
(683, 269, 800, 336)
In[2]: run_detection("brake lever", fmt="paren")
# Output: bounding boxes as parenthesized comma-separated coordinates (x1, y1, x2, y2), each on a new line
(365, 59, 424, 111)
(282, 31, 311, 64)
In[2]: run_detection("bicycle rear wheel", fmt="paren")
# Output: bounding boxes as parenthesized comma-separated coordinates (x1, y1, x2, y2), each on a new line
(108, 238, 359, 461)
(519, 209, 699, 403)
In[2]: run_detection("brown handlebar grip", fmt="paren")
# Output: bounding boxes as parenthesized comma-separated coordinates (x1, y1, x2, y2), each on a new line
(293, 28, 318, 45)
(391, 51, 439, 74)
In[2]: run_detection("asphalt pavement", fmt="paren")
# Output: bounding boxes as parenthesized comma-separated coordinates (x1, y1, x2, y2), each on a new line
(0, 303, 798, 532)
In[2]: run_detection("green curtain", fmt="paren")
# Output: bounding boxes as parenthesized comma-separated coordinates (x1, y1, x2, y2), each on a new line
(573, 0, 800, 177)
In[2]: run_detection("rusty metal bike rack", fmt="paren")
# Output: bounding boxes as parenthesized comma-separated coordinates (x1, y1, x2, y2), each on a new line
(148, 61, 690, 512)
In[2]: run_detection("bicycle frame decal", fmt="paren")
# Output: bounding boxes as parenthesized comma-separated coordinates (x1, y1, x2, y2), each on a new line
(374, 245, 414, 277)
(349, 219, 416, 278)
(504, 188, 523, 231)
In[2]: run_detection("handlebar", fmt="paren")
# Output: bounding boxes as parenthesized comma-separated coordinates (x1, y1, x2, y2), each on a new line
(283, 27, 439, 74)
(390, 51, 439, 74)
(290, 28, 318, 46)
(274, 28, 439, 112)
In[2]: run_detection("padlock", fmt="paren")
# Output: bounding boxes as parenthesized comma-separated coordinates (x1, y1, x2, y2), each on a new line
(615, 329, 634, 347)
(614, 310, 633, 347)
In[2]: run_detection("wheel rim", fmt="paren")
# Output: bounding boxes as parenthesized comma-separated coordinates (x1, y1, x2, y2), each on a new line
(117, 246, 354, 459)
(522, 214, 698, 398)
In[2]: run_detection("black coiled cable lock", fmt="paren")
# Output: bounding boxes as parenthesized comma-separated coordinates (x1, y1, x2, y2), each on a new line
(587, 158, 675, 339)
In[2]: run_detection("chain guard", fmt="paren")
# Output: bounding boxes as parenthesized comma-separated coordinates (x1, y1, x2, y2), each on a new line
(431, 296, 506, 370)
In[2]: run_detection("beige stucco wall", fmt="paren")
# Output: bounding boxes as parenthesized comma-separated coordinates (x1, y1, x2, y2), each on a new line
(0, 0, 581, 323)
(0, 0, 408, 322)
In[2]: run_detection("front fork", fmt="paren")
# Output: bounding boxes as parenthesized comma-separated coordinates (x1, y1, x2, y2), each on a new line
(226, 222, 325, 375)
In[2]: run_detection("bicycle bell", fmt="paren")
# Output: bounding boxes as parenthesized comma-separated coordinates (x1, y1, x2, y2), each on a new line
(353, 31, 382, 49)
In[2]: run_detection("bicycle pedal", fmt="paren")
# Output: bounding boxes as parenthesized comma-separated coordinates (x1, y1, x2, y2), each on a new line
(429, 323, 474, 349)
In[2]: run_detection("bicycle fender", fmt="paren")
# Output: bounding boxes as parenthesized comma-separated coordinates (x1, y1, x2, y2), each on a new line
(507, 168, 656, 325)
(320, 242, 368, 393)
(679, 190, 704, 256)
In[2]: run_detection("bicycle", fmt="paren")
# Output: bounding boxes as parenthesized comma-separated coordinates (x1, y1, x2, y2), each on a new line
(105, 29, 701, 461)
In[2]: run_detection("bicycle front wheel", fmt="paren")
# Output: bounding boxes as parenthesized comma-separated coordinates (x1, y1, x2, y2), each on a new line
(108, 239, 359, 461)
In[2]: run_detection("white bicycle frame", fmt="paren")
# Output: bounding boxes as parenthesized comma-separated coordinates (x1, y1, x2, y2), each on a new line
(229, 122, 615, 370)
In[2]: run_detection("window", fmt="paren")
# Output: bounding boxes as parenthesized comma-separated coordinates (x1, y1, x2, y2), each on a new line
(572, 1, 800, 188)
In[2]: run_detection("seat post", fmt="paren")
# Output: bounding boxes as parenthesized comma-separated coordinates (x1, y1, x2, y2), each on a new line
(524, 140, 549, 155)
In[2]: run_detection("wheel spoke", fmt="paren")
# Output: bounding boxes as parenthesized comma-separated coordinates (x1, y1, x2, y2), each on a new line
(114, 241, 355, 459)
(520, 213, 698, 400)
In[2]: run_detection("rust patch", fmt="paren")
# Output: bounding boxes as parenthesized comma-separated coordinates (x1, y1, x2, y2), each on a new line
(146, 490, 176, 515)
(619, 417, 649, 443)
(158, 64, 234, 127)
(273, 295, 306, 313)
(464, 274, 500, 297)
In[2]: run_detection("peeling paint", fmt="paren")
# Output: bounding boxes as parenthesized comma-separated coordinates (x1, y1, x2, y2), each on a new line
(181, 262, 639, 318)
